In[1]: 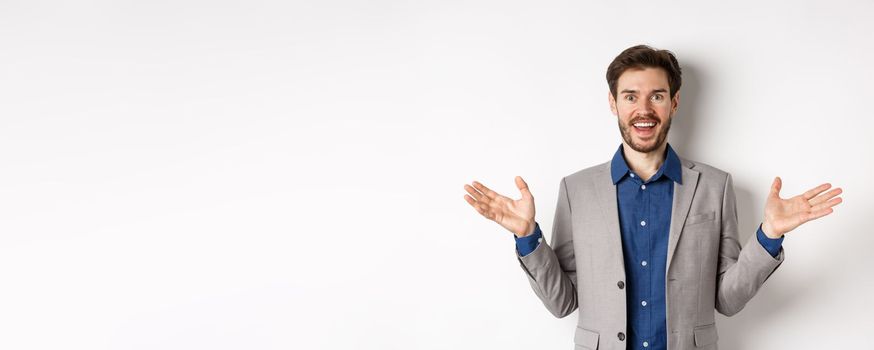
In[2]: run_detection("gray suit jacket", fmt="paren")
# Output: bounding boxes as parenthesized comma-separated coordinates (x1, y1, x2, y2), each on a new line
(517, 156, 784, 350)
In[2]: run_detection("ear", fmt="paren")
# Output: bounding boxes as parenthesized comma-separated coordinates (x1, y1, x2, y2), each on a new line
(671, 91, 680, 114)
(608, 91, 618, 116)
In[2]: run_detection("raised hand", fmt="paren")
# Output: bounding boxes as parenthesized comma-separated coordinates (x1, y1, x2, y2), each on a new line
(761, 176, 843, 238)
(464, 176, 536, 237)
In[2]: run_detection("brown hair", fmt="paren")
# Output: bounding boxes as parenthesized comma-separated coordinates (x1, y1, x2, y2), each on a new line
(606, 45, 682, 99)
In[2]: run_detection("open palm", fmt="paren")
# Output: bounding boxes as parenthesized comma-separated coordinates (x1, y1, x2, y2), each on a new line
(464, 176, 536, 237)
(762, 176, 843, 238)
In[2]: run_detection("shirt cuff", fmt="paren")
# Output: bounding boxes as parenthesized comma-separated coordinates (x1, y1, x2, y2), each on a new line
(756, 223, 784, 258)
(514, 222, 543, 257)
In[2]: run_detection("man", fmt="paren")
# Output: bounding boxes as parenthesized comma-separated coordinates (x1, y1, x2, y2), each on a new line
(462, 45, 843, 350)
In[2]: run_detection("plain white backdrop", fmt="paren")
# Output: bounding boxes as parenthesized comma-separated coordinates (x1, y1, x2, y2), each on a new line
(1, 0, 872, 349)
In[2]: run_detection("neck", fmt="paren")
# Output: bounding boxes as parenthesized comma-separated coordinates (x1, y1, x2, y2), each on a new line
(621, 141, 668, 182)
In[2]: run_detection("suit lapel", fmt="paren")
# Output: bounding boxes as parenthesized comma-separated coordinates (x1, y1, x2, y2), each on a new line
(594, 164, 624, 263)
(666, 159, 700, 272)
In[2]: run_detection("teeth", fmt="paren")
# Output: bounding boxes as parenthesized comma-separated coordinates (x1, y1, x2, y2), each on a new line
(633, 122, 656, 127)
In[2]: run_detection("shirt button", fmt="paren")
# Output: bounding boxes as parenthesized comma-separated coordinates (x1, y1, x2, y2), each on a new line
(641, 260, 647, 266)
(617, 281, 625, 289)
(640, 220, 646, 226)
(641, 184, 646, 190)
(641, 300, 647, 306)
(630, 173, 635, 178)
(618, 332, 626, 341)
(643, 341, 649, 347)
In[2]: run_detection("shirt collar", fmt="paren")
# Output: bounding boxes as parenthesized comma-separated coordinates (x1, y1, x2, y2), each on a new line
(610, 143, 683, 185)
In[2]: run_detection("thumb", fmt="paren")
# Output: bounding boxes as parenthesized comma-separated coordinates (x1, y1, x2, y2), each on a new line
(515, 176, 532, 198)
(770, 176, 782, 198)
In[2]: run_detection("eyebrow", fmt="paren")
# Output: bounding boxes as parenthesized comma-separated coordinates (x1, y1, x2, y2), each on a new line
(620, 89, 668, 95)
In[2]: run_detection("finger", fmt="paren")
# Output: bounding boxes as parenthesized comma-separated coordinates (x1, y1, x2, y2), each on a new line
(809, 187, 842, 206)
(465, 194, 490, 217)
(472, 181, 498, 200)
(463, 194, 476, 206)
(515, 176, 532, 198)
(464, 184, 486, 202)
(770, 177, 782, 197)
(802, 182, 832, 201)
(811, 196, 842, 212)
(477, 202, 495, 220)
(803, 207, 834, 222)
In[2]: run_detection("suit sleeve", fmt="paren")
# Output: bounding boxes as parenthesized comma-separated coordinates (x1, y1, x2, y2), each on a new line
(715, 173, 785, 316)
(516, 177, 578, 318)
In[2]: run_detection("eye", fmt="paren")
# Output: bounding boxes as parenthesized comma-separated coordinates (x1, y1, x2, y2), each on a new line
(624, 95, 636, 102)
(651, 94, 664, 101)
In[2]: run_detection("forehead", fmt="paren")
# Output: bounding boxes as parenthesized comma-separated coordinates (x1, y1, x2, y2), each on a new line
(617, 67, 669, 93)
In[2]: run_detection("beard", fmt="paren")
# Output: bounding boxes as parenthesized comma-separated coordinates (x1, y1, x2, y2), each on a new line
(618, 116, 672, 153)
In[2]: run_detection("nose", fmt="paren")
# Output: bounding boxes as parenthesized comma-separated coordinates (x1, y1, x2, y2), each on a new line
(635, 100, 655, 118)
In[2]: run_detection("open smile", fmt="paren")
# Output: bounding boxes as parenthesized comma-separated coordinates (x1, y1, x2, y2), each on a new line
(631, 120, 658, 138)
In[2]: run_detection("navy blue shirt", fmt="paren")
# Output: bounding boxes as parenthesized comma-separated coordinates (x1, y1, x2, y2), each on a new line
(515, 144, 783, 350)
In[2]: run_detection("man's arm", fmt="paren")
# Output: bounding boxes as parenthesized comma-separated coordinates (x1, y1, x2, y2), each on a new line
(515, 177, 578, 318)
(714, 173, 842, 316)
(714, 173, 785, 316)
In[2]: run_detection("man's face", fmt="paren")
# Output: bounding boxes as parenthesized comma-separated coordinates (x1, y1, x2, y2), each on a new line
(608, 67, 679, 154)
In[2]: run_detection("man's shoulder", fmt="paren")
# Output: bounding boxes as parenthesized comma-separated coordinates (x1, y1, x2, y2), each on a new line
(561, 160, 611, 186)
(681, 157, 731, 180)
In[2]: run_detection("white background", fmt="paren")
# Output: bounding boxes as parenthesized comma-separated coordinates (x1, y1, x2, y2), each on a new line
(1, 1, 872, 349)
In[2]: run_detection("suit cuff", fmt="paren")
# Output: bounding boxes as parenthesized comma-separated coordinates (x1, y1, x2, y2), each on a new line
(756, 223, 784, 258)
(514, 222, 543, 257)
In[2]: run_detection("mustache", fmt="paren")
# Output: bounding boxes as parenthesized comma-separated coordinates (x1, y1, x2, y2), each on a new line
(629, 116, 659, 124)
